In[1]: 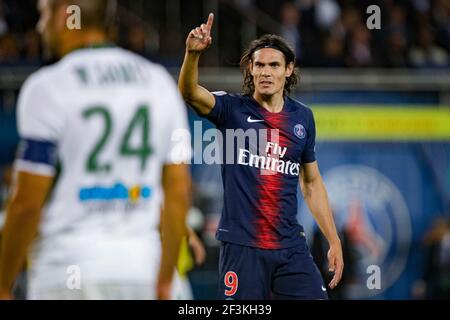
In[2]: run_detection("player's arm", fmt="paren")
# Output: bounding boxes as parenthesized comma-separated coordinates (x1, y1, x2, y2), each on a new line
(178, 13, 215, 116)
(300, 161, 343, 289)
(187, 226, 206, 266)
(157, 164, 190, 300)
(0, 171, 54, 299)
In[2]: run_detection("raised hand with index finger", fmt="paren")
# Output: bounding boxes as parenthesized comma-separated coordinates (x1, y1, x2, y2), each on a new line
(186, 13, 214, 53)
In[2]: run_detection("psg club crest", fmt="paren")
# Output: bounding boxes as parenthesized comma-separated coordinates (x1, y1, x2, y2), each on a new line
(294, 124, 306, 139)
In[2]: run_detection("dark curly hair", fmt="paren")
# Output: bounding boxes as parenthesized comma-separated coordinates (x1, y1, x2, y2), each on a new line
(240, 34, 299, 96)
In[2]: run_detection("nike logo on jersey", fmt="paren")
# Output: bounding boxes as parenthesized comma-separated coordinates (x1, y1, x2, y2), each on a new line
(321, 286, 327, 291)
(247, 116, 264, 123)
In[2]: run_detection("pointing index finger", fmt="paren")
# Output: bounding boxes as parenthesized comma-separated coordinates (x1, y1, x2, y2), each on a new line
(206, 13, 214, 31)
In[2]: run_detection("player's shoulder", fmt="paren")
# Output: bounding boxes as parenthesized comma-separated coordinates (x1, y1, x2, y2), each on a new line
(59, 46, 168, 74)
(212, 91, 246, 103)
(212, 91, 243, 98)
(286, 96, 314, 116)
(19, 64, 59, 98)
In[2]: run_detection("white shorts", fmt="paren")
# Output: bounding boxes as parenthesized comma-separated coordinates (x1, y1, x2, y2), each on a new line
(28, 232, 162, 300)
(27, 283, 155, 300)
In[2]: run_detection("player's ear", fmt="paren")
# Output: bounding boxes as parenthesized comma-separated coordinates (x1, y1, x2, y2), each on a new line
(285, 62, 294, 77)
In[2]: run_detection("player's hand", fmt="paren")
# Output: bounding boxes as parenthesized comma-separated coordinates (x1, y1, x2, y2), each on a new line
(189, 231, 206, 265)
(186, 13, 214, 53)
(327, 241, 344, 289)
(0, 291, 13, 300)
(156, 280, 172, 300)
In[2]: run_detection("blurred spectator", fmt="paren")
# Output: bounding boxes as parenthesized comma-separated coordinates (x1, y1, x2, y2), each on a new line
(0, 34, 20, 65)
(387, 5, 409, 40)
(321, 33, 345, 67)
(0, 0, 8, 37)
(432, 0, 450, 51)
(409, 25, 449, 68)
(411, 0, 430, 14)
(124, 23, 162, 64)
(384, 30, 409, 68)
(126, 24, 150, 58)
(315, 0, 340, 31)
(280, 2, 302, 61)
(421, 216, 450, 299)
(22, 30, 41, 66)
(294, 0, 321, 66)
(346, 24, 375, 67)
(0, 1, 449, 69)
(341, 6, 362, 37)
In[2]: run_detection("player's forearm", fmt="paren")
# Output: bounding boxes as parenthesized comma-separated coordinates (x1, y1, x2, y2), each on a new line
(0, 201, 41, 293)
(179, 51, 201, 101)
(158, 189, 190, 284)
(178, 52, 215, 116)
(302, 179, 340, 246)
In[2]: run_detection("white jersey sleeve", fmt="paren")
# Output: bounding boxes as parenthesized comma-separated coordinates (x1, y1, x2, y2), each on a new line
(15, 70, 64, 176)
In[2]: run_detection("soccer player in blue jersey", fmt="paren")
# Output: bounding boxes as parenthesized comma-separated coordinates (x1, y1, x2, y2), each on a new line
(179, 13, 343, 299)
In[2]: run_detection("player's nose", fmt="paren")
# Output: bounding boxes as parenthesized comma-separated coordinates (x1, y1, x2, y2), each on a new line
(261, 66, 271, 76)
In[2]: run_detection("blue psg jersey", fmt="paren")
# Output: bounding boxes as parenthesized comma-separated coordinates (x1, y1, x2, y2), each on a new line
(201, 92, 317, 249)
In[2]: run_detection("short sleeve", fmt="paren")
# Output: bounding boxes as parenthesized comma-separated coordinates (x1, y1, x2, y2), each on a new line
(14, 72, 63, 176)
(301, 108, 317, 163)
(201, 91, 233, 127)
(17, 73, 64, 142)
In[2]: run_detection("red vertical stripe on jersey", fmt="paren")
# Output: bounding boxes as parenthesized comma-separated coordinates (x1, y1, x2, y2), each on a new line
(254, 113, 289, 249)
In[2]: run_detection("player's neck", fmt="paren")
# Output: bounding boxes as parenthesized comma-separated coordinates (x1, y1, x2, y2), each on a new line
(253, 91, 285, 113)
(58, 29, 109, 58)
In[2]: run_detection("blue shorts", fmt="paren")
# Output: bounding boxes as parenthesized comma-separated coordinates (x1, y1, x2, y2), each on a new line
(217, 240, 328, 300)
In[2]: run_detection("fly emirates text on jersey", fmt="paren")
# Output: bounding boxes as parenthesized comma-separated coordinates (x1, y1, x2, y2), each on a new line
(169, 121, 300, 176)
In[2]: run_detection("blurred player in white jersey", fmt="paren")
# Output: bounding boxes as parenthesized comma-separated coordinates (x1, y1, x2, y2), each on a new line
(0, 0, 191, 300)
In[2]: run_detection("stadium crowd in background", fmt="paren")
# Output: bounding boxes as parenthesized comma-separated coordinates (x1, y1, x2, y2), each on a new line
(0, 0, 449, 68)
